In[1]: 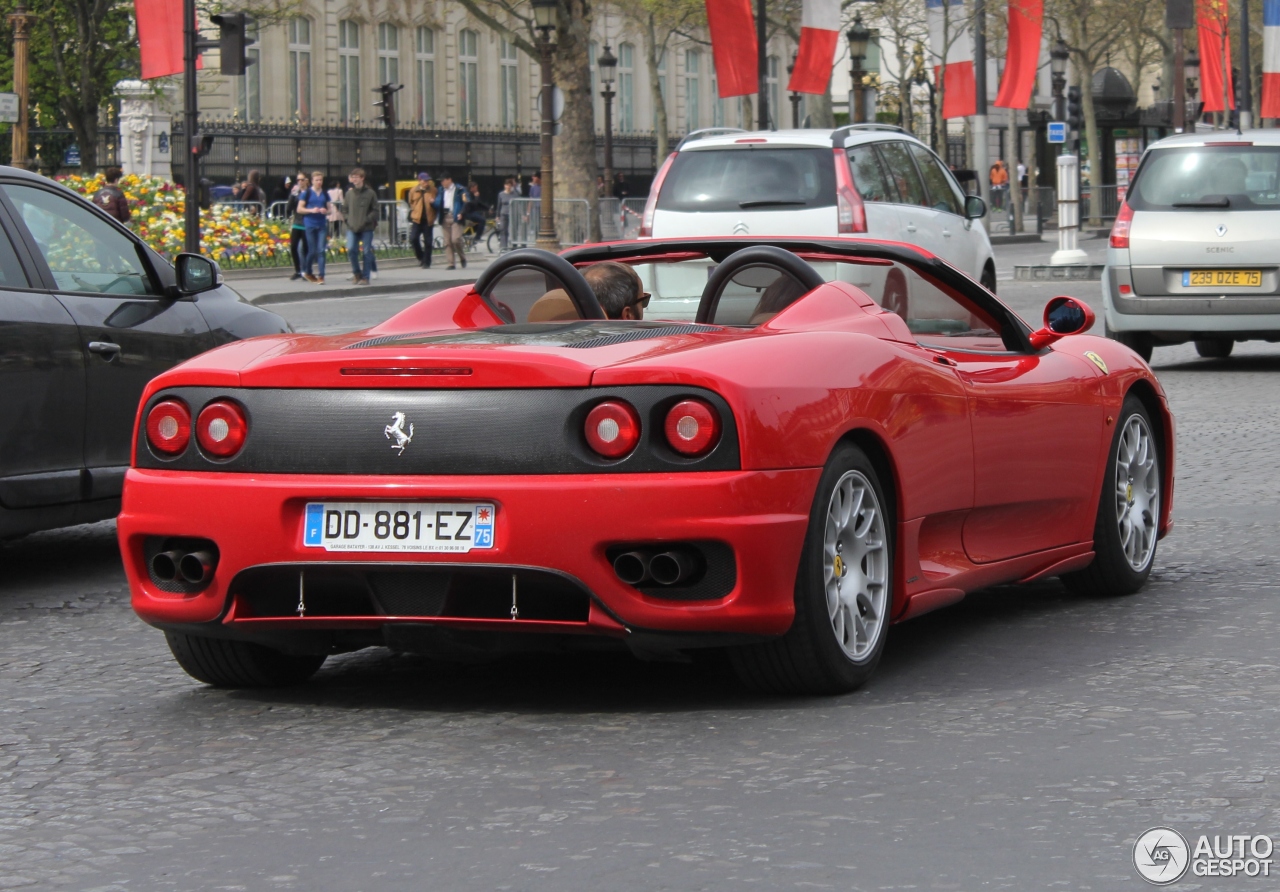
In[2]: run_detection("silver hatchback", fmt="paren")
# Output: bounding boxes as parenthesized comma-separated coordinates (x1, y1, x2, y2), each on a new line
(1104, 130, 1280, 360)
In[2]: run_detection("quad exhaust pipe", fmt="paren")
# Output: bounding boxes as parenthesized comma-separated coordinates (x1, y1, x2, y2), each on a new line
(612, 547, 700, 587)
(150, 546, 218, 586)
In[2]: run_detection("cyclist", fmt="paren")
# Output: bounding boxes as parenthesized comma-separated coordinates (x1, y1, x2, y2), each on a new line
(463, 182, 489, 240)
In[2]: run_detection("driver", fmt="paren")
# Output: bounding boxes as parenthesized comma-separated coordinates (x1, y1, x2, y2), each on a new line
(583, 261, 648, 320)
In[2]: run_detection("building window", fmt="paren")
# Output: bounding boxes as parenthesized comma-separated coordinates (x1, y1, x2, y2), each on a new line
(458, 28, 479, 125)
(711, 68, 724, 127)
(287, 17, 312, 122)
(619, 42, 634, 132)
(500, 37, 518, 128)
(377, 23, 401, 117)
(234, 19, 261, 120)
(415, 27, 435, 124)
(338, 20, 360, 123)
(684, 49, 700, 131)
(767, 55, 779, 129)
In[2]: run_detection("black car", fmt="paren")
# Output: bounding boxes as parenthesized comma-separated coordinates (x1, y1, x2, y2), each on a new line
(0, 165, 288, 539)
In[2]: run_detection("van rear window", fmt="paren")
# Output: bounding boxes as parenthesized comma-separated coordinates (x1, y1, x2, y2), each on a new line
(655, 147, 836, 213)
(1128, 145, 1280, 210)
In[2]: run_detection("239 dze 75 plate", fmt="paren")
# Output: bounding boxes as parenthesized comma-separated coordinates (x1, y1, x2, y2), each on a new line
(120, 238, 1175, 695)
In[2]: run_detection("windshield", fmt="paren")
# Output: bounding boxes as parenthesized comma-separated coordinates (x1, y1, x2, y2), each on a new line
(655, 147, 837, 213)
(1128, 145, 1280, 210)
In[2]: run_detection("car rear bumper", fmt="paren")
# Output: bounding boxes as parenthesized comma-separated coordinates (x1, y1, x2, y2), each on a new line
(1104, 266, 1280, 334)
(119, 467, 820, 644)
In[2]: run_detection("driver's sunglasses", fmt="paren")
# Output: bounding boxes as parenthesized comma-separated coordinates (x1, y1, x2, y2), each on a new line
(630, 292, 652, 309)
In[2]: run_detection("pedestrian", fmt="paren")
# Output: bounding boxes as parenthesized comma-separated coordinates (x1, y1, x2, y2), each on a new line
(326, 179, 345, 239)
(613, 173, 628, 199)
(464, 182, 488, 240)
(343, 167, 380, 285)
(407, 172, 437, 268)
(432, 172, 467, 270)
(990, 160, 1008, 211)
(92, 166, 131, 223)
(285, 171, 308, 280)
(529, 173, 541, 198)
(596, 175, 607, 198)
(299, 170, 331, 284)
(238, 169, 266, 213)
(496, 177, 517, 252)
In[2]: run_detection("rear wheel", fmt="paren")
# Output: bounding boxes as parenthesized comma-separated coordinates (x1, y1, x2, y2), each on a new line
(164, 631, 325, 688)
(979, 263, 997, 294)
(1062, 396, 1161, 596)
(730, 443, 892, 694)
(1107, 326, 1154, 363)
(1195, 338, 1234, 358)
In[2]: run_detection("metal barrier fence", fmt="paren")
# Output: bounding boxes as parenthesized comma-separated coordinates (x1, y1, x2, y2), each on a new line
(506, 198, 594, 248)
(212, 199, 267, 216)
(1081, 185, 1121, 223)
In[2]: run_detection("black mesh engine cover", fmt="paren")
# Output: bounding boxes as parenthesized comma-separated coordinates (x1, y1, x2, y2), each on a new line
(136, 385, 740, 475)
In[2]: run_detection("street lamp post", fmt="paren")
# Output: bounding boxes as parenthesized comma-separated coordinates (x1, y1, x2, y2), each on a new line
(911, 44, 936, 150)
(532, 0, 559, 250)
(1185, 53, 1200, 129)
(599, 45, 617, 196)
(847, 15, 870, 124)
(787, 52, 801, 129)
(7, 2, 32, 170)
(1050, 39, 1069, 124)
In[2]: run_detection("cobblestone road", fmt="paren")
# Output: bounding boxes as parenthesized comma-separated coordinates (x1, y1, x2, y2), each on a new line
(2, 272, 1278, 890)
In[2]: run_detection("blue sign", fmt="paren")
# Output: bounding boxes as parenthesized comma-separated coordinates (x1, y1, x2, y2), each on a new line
(62, 144, 81, 167)
(1048, 122, 1067, 144)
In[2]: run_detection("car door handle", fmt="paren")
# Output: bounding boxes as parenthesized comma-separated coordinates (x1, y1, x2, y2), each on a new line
(942, 229, 952, 237)
(88, 341, 121, 360)
(905, 223, 917, 233)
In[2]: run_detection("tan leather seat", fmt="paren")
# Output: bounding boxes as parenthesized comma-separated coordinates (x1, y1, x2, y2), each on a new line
(527, 289, 579, 322)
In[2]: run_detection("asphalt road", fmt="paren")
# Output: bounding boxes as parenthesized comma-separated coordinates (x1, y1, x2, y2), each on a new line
(3, 245, 1279, 890)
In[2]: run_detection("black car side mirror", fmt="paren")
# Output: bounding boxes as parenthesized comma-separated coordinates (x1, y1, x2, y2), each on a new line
(175, 253, 222, 296)
(964, 194, 987, 220)
(1028, 296, 1095, 349)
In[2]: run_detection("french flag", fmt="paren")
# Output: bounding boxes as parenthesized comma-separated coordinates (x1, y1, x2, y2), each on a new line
(788, 0, 840, 95)
(1264, 0, 1280, 118)
(927, 0, 976, 119)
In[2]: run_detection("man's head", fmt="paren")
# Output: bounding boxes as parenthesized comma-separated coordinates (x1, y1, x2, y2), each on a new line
(417, 171, 431, 184)
(349, 167, 366, 188)
(310, 170, 324, 190)
(531, 174, 540, 184)
(468, 181, 480, 194)
(440, 173, 454, 187)
(504, 177, 516, 190)
(583, 261, 647, 320)
(104, 166, 123, 184)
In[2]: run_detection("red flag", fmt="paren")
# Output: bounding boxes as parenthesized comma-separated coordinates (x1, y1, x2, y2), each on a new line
(1197, 0, 1235, 112)
(135, 0, 199, 79)
(994, 0, 1042, 109)
(707, 0, 758, 98)
(928, 0, 976, 119)
(788, 0, 840, 95)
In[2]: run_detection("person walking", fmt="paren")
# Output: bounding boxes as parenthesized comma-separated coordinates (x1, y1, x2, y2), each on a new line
(326, 179, 345, 240)
(528, 173, 541, 198)
(989, 160, 1009, 211)
(238, 169, 266, 214)
(285, 171, 308, 280)
(407, 172, 437, 268)
(496, 177, 516, 252)
(298, 170, 331, 284)
(344, 168, 380, 285)
(92, 167, 131, 223)
(432, 173, 467, 270)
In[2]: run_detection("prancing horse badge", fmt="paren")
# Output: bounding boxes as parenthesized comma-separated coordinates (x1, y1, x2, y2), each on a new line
(1084, 351, 1109, 374)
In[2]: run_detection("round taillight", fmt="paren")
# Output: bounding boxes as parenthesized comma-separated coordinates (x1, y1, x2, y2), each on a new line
(146, 399, 191, 456)
(584, 401, 641, 459)
(664, 399, 722, 457)
(196, 400, 248, 458)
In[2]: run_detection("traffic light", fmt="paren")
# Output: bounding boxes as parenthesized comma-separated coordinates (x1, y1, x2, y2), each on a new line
(190, 133, 214, 157)
(373, 83, 404, 127)
(1066, 86, 1083, 131)
(211, 12, 255, 76)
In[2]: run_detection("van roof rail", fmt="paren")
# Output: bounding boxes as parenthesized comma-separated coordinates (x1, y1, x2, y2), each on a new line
(675, 127, 749, 151)
(830, 123, 909, 148)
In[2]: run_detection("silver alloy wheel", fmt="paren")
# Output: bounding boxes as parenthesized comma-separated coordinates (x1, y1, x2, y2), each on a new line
(1115, 414, 1160, 572)
(823, 470, 889, 662)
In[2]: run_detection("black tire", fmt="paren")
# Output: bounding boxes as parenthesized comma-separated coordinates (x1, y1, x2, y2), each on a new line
(729, 443, 893, 695)
(164, 631, 325, 688)
(980, 263, 997, 294)
(486, 230, 500, 254)
(433, 235, 444, 250)
(1106, 326, 1154, 363)
(1062, 395, 1162, 597)
(1195, 338, 1234, 358)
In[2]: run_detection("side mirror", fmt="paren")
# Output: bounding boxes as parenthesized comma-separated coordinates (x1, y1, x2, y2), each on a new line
(964, 194, 987, 219)
(1028, 296, 1096, 349)
(175, 253, 221, 295)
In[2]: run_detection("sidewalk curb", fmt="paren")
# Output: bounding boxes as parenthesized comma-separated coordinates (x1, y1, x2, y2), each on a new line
(990, 234, 1043, 245)
(247, 277, 477, 305)
(220, 255, 430, 281)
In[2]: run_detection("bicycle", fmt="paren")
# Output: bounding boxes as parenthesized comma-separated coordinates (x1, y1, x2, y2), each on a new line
(433, 217, 500, 255)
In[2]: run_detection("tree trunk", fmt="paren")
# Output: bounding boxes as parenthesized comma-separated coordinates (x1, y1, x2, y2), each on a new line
(553, 0, 600, 234)
(645, 15, 669, 157)
(810, 90, 834, 128)
(741, 95, 754, 130)
(1081, 69, 1104, 227)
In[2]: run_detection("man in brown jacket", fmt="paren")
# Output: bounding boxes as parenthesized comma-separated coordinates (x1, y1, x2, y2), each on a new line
(407, 172, 437, 269)
(93, 167, 131, 223)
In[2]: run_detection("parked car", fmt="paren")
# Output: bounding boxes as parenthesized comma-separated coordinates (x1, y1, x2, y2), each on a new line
(121, 239, 1172, 694)
(641, 125, 996, 292)
(1104, 130, 1280, 360)
(0, 165, 289, 540)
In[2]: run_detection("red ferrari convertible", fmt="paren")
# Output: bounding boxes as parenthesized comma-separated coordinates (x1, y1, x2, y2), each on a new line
(120, 238, 1174, 694)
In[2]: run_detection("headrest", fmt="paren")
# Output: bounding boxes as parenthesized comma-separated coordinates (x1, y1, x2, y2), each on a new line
(527, 289, 580, 323)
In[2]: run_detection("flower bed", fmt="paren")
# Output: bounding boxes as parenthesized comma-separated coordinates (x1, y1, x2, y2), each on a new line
(56, 173, 292, 267)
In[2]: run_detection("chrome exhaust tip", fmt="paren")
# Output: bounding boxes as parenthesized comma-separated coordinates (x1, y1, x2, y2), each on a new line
(613, 550, 653, 585)
(649, 549, 700, 586)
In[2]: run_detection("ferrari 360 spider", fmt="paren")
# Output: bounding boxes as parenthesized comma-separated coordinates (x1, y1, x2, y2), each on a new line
(119, 237, 1174, 694)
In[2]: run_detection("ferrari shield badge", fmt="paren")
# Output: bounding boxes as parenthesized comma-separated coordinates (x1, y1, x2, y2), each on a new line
(384, 412, 415, 454)
(1084, 351, 1109, 374)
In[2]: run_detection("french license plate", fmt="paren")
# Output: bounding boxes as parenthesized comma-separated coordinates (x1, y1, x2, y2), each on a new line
(1182, 269, 1262, 287)
(302, 502, 495, 552)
